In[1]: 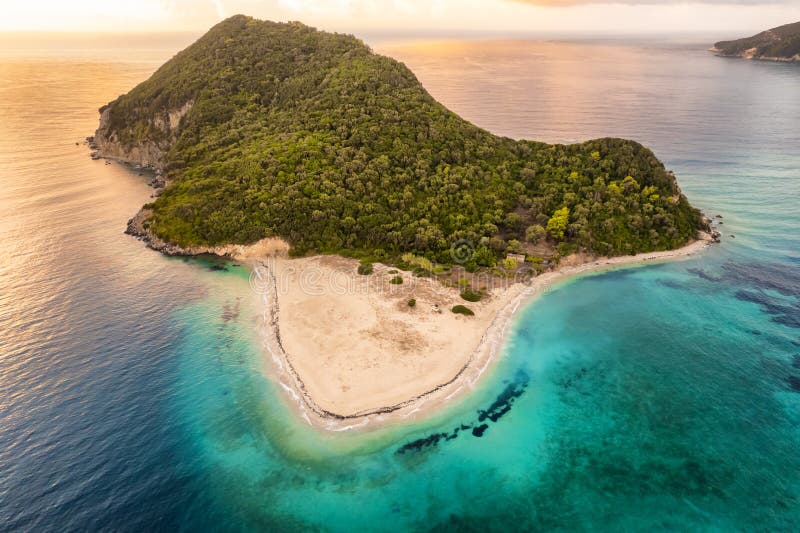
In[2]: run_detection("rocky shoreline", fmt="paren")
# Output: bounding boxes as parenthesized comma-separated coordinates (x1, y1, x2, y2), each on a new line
(709, 47, 800, 62)
(88, 127, 727, 259)
(87, 133, 187, 255)
(89, 132, 727, 258)
(123, 207, 274, 258)
(90, 96, 196, 254)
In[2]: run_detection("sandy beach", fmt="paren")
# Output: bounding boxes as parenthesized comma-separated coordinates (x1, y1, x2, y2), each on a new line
(245, 233, 714, 431)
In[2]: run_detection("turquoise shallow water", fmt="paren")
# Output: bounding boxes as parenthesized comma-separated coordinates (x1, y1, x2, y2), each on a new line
(1, 37, 799, 531)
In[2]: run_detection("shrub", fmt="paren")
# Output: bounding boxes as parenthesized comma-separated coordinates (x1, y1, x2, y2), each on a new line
(473, 245, 496, 268)
(506, 239, 523, 253)
(357, 260, 373, 275)
(408, 298, 416, 307)
(400, 253, 432, 272)
(390, 276, 403, 285)
(557, 242, 578, 257)
(451, 305, 475, 316)
(525, 225, 546, 244)
(460, 288, 482, 302)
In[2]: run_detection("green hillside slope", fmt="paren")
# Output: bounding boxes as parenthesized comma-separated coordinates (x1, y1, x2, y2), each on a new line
(97, 15, 705, 263)
(713, 21, 800, 61)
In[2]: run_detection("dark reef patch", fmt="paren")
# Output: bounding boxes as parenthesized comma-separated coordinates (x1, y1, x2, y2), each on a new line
(735, 290, 800, 329)
(657, 279, 686, 290)
(721, 262, 800, 297)
(472, 424, 489, 437)
(478, 371, 530, 423)
(690, 261, 800, 297)
(396, 370, 529, 455)
(787, 376, 800, 392)
(396, 432, 453, 454)
(688, 261, 800, 330)
(686, 267, 721, 283)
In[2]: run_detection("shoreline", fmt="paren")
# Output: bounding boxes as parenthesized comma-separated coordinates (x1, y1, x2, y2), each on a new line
(708, 47, 800, 62)
(106, 156, 716, 430)
(250, 233, 714, 432)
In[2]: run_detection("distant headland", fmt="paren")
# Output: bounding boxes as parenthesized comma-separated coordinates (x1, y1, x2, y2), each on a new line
(711, 21, 800, 62)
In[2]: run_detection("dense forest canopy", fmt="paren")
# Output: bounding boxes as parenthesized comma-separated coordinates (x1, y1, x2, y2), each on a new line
(98, 15, 705, 265)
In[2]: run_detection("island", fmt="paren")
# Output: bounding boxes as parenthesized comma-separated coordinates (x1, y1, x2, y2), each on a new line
(94, 15, 711, 429)
(711, 21, 800, 62)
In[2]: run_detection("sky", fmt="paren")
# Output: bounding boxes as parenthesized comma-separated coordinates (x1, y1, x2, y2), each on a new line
(0, 0, 798, 37)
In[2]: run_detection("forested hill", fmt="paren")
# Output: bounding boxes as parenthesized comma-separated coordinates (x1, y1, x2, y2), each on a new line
(713, 21, 800, 61)
(96, 15, 705, 264)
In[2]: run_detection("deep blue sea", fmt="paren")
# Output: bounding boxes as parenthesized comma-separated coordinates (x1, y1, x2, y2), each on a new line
(1, 36, 798, 531)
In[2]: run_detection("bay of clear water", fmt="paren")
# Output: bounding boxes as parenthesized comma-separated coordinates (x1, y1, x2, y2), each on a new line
(0, 35, 798, 531)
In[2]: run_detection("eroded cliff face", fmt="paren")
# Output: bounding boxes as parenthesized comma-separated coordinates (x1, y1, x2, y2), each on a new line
(93, 100, 193, 171)
(95, 99, 195, 253)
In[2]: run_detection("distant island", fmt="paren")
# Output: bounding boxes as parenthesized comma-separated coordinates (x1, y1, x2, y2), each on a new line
(93, 15, 712, 428)
(712, 21, 800, 62)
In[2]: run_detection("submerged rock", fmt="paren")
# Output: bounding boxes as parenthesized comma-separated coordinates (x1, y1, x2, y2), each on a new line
(472, 424, 489, 437)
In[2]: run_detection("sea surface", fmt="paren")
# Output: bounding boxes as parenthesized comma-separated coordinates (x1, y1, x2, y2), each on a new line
(1, 35, 799, 531)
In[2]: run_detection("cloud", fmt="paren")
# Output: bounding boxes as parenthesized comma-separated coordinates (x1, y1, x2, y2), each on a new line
(511, 0, 792, 5)
(211, 0, 227, 18)
(3, 0, 796, 33)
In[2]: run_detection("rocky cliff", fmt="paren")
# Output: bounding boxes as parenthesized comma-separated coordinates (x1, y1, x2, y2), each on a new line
(93, 100, 193, 171)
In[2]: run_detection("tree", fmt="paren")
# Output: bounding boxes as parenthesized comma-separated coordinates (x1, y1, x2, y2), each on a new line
(525, 225, 546, 244)
(506, 239, 524, 253)
(472, 245, 496, 268)
(546, 207, 570, 240)
(503, 257, 517, 271)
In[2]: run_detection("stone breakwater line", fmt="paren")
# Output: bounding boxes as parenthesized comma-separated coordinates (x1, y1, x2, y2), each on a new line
(254, 260, 535, 431)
